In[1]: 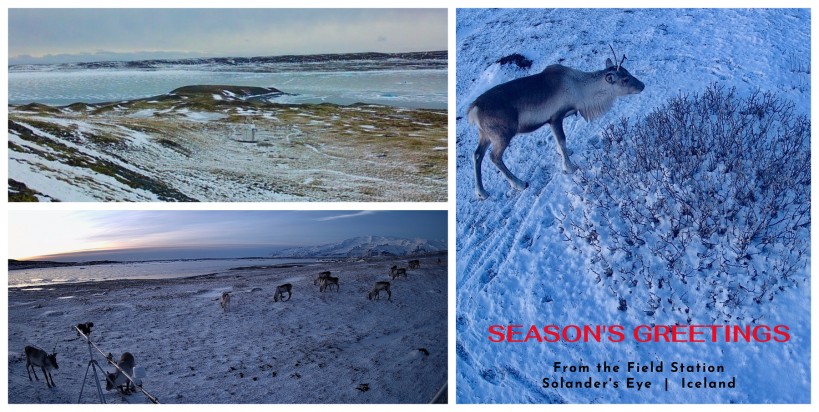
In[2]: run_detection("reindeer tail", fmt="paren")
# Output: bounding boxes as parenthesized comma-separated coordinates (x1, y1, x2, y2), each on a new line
(467, 104, 482, 129)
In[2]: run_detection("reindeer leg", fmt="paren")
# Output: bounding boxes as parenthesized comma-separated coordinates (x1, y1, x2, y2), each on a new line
(549, 119, 578, 173)
(473, 133, 491, 200)
(43, 368, 53, 388)
(489, 139, 528, 192)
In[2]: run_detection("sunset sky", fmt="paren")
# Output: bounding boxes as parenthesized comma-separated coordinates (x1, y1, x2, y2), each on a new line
(8, 8, 447, 65)
(8, 210, 447, 261)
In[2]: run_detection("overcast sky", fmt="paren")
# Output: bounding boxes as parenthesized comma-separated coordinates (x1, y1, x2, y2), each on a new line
(8, 210, 447, 261)
(8, 8, 447, 65)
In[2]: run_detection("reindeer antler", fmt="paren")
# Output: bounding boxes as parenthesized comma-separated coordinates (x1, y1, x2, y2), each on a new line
(608, 44, 628, 71)
(608, 44, 619, 70)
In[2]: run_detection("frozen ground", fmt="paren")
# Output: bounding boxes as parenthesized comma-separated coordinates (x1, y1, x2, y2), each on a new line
(8, 85, 447, 202)
(455, 9, 810, 403)
(8, 255, 447, 404)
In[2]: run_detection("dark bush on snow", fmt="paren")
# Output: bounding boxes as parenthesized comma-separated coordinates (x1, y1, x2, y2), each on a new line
(562, 84, 810, 323)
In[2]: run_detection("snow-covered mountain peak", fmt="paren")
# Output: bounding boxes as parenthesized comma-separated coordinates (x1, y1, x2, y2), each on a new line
(273, 236, 446, 258)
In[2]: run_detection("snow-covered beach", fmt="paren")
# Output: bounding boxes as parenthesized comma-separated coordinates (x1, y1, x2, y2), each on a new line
(8, 255, 447, 404)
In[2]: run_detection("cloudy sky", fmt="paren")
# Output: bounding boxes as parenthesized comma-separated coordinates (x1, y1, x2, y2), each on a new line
(8, 8, 447, 65)
(8, 210, 447, 261)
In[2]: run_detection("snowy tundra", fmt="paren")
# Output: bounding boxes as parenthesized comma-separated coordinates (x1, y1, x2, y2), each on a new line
(456, 9, 810, 403)
(8, 256, 447, 403)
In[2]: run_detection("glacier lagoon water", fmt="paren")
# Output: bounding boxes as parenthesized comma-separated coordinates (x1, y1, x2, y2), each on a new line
(8, 258, 318, 288)
(8, 68, 447, 109)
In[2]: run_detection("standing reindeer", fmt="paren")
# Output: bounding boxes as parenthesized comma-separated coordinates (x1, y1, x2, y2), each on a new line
(368, 281, 392, 301)
(468, 46, 645, 199)
(319, 276, 339, 292)
(314, 271, 332, 286)
(390, 266, 407, 280)
(24, 345, 59, 388)
(106, 352, 136, 394)
(408, 259, 420, 269)
(273, 283, 293, 302)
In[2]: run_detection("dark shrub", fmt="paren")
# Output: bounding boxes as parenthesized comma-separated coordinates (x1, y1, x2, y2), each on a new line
(561, 84, 810, 323)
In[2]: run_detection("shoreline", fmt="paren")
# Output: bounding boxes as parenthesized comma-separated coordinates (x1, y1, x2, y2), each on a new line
(8, 253, 446, 289)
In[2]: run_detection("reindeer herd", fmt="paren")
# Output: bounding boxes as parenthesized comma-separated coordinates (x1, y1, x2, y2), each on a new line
(218, 258, 425, 310)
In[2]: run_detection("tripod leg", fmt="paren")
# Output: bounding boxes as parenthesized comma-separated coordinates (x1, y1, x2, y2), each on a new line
(91, 361, 106, 404)
(78, 360, 107, 404)
(78, 361, 93, 403)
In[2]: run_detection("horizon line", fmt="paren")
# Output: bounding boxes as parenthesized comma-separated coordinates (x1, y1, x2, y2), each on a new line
(9, 49, 449, 67)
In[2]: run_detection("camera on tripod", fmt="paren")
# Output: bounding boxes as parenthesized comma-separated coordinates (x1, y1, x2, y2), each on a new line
(77, 322, 94, 338)
(74, 321, 157, 404)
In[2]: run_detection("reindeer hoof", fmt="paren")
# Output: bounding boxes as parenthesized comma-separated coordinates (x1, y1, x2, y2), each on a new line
(476, 188, 490, 200)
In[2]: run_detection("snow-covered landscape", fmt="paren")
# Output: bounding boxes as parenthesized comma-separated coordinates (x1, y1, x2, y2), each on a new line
(8, 253, 448, 404)
(455, 9, 810, 403)
(8, 53, 447, 202)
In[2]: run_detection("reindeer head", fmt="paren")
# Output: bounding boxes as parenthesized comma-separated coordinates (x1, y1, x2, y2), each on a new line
(605, 45, 645, 95)
(47, 352, 59, 370)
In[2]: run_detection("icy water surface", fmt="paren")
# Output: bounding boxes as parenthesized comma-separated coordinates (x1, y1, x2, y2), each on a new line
(8, 258, 318, 288)
(9, 67, 447, 109)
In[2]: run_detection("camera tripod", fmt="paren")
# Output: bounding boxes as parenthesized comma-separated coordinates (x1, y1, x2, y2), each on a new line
(78, 338, 107, 404)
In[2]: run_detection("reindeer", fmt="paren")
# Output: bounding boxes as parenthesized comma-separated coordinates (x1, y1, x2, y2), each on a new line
(314, 271, 332, 286)
(24, 345, 58, 388)
(220, 291, 231, 312)
(367, 281, 392, 301)
(468, 46, 645, 199)
(408, 259, 420, 269)
(273, 283, 293, 302)
(106, 352, 136, 394)
(319, 276, 339, 292)
(390, 266, 407, 280)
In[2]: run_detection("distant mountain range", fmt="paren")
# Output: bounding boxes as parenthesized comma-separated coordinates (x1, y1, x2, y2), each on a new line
(272, 236, 446, 258)
(9, 51, 448, 72)
(9, 236, 446, 270)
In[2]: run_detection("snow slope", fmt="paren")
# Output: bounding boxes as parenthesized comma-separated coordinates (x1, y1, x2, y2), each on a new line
(8, 256, 447, 404)
(455, 9, 810, 403)
(8, 87, 448, 202)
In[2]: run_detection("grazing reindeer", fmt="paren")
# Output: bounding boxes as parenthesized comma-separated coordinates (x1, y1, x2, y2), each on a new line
(106, 352, 136, 394)
(273, 283, 293, 302)
(390, 266, 407, 280)
(368, 281, 392, 301)
(468, 46, 645, 199)
(319, 276, 340, 292)
(220, 291, 231, 312)
(408, 259, 421, 269)
(24, 345, 58, 388)
(314, 271, 332, 286)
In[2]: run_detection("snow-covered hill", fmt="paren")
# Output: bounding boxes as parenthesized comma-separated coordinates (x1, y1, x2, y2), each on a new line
(8, 86, 447, 202)
(274, 236, 446, 258)
(455, 9, 810, 404)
